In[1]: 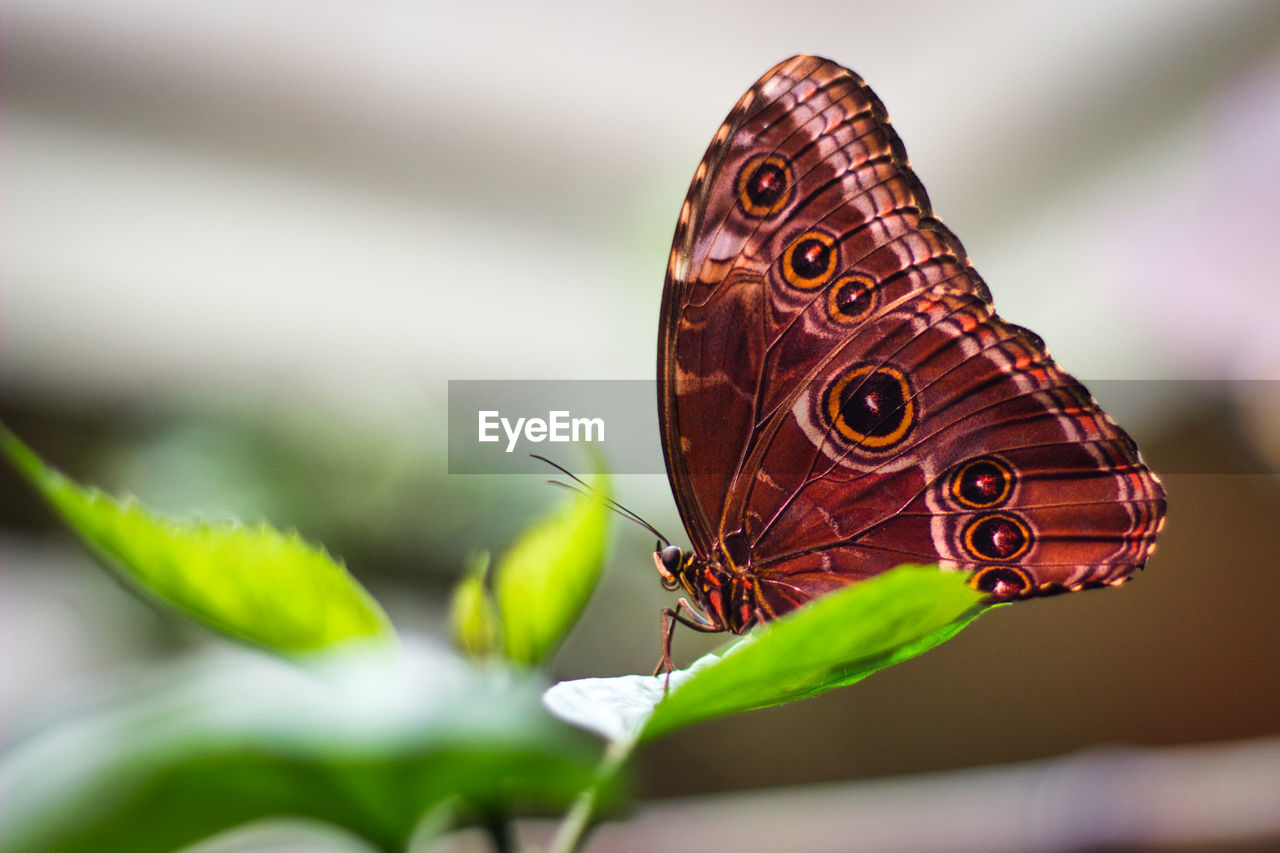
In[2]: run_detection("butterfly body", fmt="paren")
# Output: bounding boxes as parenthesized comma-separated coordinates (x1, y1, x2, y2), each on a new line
(655, 56, 1165, 663)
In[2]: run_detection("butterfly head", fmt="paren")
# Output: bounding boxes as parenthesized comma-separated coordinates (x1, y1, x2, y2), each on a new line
(655, 544, 687, 591)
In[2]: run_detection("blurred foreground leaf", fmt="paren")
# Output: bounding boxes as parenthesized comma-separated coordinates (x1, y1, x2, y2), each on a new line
(0, 642, 606, 853)
(450, 551, 500, 659)
(0, 423, 393, 654)
(493, 471, 610, 666)
(544, 566, 989, 743)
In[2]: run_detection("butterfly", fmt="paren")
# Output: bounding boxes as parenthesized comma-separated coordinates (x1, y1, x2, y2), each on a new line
(651, 55, 1166, 672)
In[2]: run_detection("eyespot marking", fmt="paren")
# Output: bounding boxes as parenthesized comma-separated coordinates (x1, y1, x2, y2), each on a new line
(950, 457, 1014, 508)
(824, 364, 915, 449)
(736, 154, 793, 218)
(971, 565, 1033, 599)
(827, 274, 878, 324)
(782, 230, 839, 290)
(963, 513, 1031, 561)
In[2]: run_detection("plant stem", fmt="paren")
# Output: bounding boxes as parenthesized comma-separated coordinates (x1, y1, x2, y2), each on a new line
(546, 736, 635, 853)
(481, 809, 513, 853)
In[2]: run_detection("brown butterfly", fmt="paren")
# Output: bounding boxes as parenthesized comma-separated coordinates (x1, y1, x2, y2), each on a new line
(652, 55, 1166, 672)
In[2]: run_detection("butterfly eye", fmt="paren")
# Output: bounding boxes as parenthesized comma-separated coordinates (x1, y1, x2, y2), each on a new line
(949, 457, 1014, 508)
(660, 545, 684, 573)
(781, 230, 839, 290)
(971, 565, 1033, 599)
(735, 153, 793, 217)
(827, 274, 878, 324)
(824, 364, 915, 449)
(962, 513, 1031, 561)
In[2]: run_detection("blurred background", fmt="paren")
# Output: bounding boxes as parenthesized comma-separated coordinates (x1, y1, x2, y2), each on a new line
(4, 1, 1279, 850)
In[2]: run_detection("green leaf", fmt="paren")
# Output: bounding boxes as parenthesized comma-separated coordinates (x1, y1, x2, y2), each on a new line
(0, 423, 393, 654)
(543, 565, 989, 743)
(450, 551, 500, 659)
(0, 643, 607, 853)
(493, 472, 611, 666)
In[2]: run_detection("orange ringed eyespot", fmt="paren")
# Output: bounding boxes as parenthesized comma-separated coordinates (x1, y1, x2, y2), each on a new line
(782, 230, 839, 290)
(827, 274, 877, 324)
(824, 364, 915, 448)
(950, 457, 1014, 508)
(962, 513, 1031, 561)
(970, 565, 1033, 598)
(735, 154, 793, 217)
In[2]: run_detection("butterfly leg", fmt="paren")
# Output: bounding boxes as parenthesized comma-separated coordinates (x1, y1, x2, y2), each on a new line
(653, 598, 720, 679)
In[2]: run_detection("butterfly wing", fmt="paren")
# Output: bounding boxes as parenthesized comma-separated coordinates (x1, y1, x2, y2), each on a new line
(659, 55, 951, 552)
(659, 55, 1165, 613)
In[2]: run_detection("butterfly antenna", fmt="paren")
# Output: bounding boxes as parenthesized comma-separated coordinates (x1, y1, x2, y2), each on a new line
(531, 454, 671, 546)
(540, 472, 670, 545)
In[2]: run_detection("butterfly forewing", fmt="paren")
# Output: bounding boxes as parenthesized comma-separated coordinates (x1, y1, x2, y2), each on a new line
(658, 55, 1165, 630)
